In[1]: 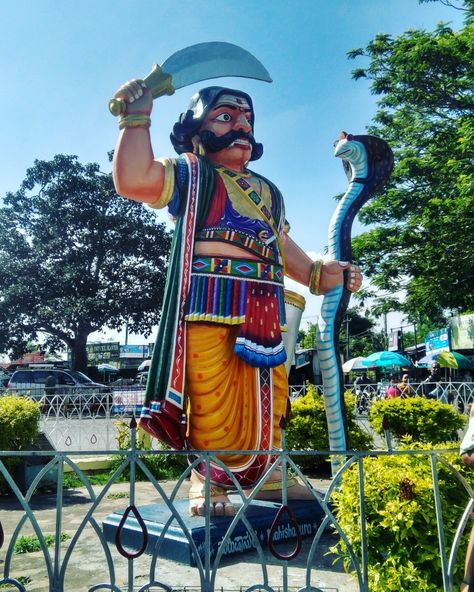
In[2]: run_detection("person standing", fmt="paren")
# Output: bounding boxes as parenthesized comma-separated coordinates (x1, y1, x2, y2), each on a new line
(385, 375, 401, 398)
(423, 362, 446, 402)
(397, 374, 414, 398)
(460, 405, 474, 591)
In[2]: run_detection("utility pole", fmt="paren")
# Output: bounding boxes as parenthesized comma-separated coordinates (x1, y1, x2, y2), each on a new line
(345, 315, 351, 360)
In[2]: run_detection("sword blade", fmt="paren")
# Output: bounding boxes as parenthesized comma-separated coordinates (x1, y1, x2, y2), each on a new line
(109, 42, 271, 116)
(161, 41, 272, 89)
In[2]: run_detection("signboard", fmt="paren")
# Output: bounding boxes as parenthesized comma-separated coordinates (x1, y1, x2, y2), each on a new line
(112, 388, 145, 414)
(119, 345, 149, 359)
(388, 330, 401, 352)
(450, 314, 474, 350)
(425, 328, 450, 355)
(10, 351, 45, 365)
(86, 342, 120, 364)
(294, 350, 310, 369)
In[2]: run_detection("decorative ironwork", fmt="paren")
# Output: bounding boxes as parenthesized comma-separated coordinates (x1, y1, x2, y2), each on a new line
(0, 403, 472, 591)
(268, 505, 302, 561)
(115, 505, 149, 559)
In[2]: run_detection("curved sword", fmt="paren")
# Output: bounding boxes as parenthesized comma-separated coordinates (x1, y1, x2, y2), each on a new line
(109, 41, 272, 116)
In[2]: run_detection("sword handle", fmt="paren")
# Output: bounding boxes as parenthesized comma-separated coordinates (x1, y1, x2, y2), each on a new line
(109, 64, 175, 117)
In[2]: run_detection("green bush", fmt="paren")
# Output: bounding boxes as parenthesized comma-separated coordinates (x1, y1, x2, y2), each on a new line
(0, 395, 41, 493)
(0, 395, 41, 450)
(285, 384, 373, 472)
(109, 420, 188, 481)
(369, 396, 465, 444)
(330, 440, 474, 591)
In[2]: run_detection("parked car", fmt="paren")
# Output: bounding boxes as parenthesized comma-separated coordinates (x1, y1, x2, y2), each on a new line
(110, 377, 136, 387)
(0, 370, 12, 388)
(6, 368, 110, 410)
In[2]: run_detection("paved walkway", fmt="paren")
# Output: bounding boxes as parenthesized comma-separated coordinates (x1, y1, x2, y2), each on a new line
(0, 479, 359, 591)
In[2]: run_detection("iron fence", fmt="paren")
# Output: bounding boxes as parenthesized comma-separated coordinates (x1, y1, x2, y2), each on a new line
(1, 386, 148, 451)
(290, 382, 474, 415)
(1, 383, 472, 452)
(0, 421, 473, 592)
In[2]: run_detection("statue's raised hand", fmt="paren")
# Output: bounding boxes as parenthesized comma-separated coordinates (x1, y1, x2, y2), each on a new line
(111, 79, 153, 116)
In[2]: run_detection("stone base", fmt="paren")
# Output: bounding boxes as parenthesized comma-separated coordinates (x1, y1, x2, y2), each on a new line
(103, 496, 325, 566)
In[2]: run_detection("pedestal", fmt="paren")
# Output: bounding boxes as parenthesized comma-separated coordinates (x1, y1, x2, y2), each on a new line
(103, 496, 325, 566)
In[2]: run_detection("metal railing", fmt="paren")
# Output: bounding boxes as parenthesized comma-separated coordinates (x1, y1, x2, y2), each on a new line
(1, 386, 147, 451)
(290, 382, 474, 415)
(0, 423, 472, 592)
(2, 382, 472, 453)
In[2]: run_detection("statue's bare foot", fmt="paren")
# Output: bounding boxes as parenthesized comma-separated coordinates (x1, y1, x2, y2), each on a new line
(250, 471, 316, 502)
(188, 473, 236, 517)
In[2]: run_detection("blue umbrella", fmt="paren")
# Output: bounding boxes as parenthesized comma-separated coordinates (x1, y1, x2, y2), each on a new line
(362, 351, 412, 368)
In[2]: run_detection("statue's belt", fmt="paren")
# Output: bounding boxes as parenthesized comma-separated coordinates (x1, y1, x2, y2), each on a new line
(195, 227, 281, 264)
(191, 256, 284, 283)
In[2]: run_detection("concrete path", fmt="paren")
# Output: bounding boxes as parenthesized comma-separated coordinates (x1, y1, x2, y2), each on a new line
(0, 479, 359, 591)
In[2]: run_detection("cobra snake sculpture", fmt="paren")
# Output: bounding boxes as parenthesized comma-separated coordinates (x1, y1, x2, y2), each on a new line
(316, 133, 394, 475)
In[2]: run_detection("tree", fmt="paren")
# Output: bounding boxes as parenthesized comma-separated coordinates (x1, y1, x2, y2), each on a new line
(349, 2, 474, 325)
(300, 307, 385, 358)
(0, 154, 171, 371)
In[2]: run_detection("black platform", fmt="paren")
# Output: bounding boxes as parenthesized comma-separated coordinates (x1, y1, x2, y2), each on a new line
(103, 496, 325, 566)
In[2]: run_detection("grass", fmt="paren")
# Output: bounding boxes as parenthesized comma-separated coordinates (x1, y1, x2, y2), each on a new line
(14, 532, 69, 554)
(62, 470, 126, 488)
(0, 576, 32, 588)
(62, 454, 187, 489)
(106, 491, 129, 499)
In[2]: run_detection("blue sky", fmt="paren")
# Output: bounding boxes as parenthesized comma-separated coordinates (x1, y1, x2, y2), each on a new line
(0, 1, 464, 344)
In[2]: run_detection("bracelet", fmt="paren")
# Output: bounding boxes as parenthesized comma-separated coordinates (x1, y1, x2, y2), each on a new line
(309, 260, 323, 295)
(118, 114, 151, 130)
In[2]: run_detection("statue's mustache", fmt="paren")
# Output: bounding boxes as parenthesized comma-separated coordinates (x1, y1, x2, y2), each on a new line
(198, 130, 257, 153)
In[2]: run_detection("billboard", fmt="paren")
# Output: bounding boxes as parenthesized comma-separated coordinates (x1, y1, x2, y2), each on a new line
(425, 328, 450, 355)
(388, 330, 402, 352)
(450, 314, 474, 350)
(112, 387, 145, 414)
(86, 342, 120, 364)
(119, 345, 149, 359)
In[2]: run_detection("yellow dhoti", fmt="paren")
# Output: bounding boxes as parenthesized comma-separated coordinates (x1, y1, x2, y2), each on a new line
(185, 322, 288, 487)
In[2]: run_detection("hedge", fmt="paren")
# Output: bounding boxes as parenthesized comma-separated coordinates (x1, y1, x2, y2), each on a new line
(285, 384, 373, 472)
(369, 396, 466, 444)
(330, 439, 473, 591)
(0, 395, 41, 493)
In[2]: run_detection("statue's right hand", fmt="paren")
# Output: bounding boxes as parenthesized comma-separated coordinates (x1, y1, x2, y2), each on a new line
(113, 79, 153, 115)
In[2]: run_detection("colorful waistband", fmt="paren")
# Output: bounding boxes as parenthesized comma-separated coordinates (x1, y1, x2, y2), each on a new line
(191, 256, 284, 284)
(195, 227, 281, 264)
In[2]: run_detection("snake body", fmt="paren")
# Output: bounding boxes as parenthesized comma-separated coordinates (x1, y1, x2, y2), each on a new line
(316, 134, 394, 474)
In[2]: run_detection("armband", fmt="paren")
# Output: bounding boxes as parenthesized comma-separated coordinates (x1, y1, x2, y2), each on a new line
(118, 114, 151, 130)
(309, 260, 323, 295)
(147, 158, 176, 210)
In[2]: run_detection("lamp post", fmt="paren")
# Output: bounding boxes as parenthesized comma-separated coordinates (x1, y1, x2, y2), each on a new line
(344, 315, 351, 360)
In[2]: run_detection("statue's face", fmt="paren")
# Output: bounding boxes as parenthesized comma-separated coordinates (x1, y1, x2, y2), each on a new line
(198, 93, 253, 170)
